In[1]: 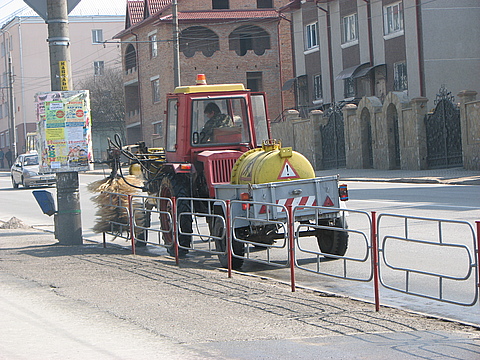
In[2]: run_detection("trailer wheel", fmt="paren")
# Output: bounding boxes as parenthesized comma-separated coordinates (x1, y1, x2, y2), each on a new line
(316, 217, 348, 257)
(158, 174, 192, 257)
(212, 216, 244, 270)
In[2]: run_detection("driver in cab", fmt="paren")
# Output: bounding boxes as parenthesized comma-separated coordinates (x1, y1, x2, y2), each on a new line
(200, 102, 233, 143)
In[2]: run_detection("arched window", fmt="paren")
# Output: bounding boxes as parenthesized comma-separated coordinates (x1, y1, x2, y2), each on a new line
(180, 26, 220, 57)
(125, 44, 137, 72)
(229, 25, 270, 56)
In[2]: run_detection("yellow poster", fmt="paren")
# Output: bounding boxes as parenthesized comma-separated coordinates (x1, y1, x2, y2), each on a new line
(46, 127, 65, 140)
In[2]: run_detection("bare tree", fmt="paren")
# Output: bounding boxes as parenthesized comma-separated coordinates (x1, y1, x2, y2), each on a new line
(76, 67, 125, 126)
(76, 67, 126, 159)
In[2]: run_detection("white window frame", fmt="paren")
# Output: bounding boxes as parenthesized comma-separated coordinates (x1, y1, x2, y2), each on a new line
(92, 29, 104, 44)
(342, 13, 358, 45)
(305, 22, 319, 51)
(94, 61, 104, 76)
(384, 1, 404, 37)
(149, 34, 158, 58)
(151, 77, 160, 103)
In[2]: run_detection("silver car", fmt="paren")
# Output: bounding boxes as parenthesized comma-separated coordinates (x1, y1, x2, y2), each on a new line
(11, 153, 56, 188)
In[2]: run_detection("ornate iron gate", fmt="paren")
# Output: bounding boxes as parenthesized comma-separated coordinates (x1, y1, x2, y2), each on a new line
(321, 103, 346, 169)
(425, 86, 463, 169)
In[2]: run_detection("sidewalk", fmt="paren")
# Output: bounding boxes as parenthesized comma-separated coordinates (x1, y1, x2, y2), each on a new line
(0, 228, 479, 359)
(2, 164, 479, 185)
(315, 167, 480, 185)
(84, 164, 480, 185)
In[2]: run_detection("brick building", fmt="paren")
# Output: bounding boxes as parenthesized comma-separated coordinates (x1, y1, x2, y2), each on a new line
(114, 0, 294, 147)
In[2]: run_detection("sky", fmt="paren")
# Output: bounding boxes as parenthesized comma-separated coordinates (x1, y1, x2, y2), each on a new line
(0, 0, 128, 26)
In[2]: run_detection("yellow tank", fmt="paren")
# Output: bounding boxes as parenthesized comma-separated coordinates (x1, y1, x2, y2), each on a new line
(230, 139, 315, 184)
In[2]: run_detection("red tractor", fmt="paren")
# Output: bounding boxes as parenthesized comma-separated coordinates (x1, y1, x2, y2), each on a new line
(120, 75, 348, 268)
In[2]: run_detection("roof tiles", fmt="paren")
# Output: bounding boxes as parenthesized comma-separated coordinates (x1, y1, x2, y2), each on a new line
(159, 9, 280, 22)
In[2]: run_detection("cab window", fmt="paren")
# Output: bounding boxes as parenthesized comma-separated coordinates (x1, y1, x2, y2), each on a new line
(166, 99, 178, 152)
(191, 97, 249, 145)
(251, 94, 269, 147)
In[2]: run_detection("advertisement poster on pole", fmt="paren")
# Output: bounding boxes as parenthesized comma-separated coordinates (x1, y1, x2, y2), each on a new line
(34, 90, 93, 172)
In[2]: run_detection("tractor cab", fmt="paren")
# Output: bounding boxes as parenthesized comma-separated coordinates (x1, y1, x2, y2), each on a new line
(164, 75, 271, 164)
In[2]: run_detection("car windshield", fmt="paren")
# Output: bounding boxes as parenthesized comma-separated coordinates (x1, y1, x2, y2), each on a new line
(24, 155, 39, 166)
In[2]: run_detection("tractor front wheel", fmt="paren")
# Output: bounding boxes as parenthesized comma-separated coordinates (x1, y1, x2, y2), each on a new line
(158, 174, 192, 257)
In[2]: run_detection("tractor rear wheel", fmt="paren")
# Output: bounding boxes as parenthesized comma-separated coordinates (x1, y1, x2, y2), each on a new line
(158, 174, 192, 257)
(212, 216, 244, 270)
(316, 217, 348, 257)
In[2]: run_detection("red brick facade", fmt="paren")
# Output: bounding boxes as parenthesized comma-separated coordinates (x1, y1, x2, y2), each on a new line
(116, 0, 294, 147)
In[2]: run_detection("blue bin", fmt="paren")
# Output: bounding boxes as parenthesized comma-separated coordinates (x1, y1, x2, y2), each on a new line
(33, 190, 56, 216)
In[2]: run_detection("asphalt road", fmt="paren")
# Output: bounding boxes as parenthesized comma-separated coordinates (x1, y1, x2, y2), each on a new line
(0, 171, 479, 327)
(1, 229, 479, 359)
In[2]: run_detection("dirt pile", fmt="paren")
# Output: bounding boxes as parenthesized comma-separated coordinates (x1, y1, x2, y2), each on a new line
(0, 217, 31, 229)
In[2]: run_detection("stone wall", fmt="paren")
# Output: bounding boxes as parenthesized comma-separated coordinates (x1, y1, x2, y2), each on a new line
(272, 90, 480, 171)
(459, 91, 480, 170)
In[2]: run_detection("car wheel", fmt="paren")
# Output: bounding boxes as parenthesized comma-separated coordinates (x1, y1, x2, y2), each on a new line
(11, 176, 19, 189)
(21, 176, 30, 188)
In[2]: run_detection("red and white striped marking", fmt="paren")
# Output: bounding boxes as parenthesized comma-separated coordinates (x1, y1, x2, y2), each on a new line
(259, 196, 317, 213)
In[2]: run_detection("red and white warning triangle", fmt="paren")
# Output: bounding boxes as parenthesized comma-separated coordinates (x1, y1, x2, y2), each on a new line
(278, 160, 300, 180)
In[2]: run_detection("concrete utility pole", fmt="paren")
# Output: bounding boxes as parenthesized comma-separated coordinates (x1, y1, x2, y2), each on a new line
(46, 0, 82, 245)
(172, 0, 180, 87)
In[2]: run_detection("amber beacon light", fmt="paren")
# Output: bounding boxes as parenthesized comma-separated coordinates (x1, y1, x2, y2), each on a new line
(196, 74, 207, 85)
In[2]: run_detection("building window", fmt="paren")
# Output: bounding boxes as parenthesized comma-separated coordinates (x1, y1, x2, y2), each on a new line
(313, 74, 322, 100)
(394, 62, 408, 91)
(229, 25, 270, 56)
(0, 104, 3, 119)
(152, 78, 160, 103)
(153, 121, 163, 136)
(384, 1, 404, 35)
(342, 13, 358, 44)
(92, 29, 104, 44)
(344, 78, 355, 98)
(94, 61, 104, 76)
(212, 0, 229, 9)
(305, 22, 318, 50)
(257, 0, 273, 8)
(149, 34, 158, 58)
(125, 44, 137, 72)
(247, 72, 263, 92)
(1, 42, 4, 57)
(180, 26, 220, 57)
